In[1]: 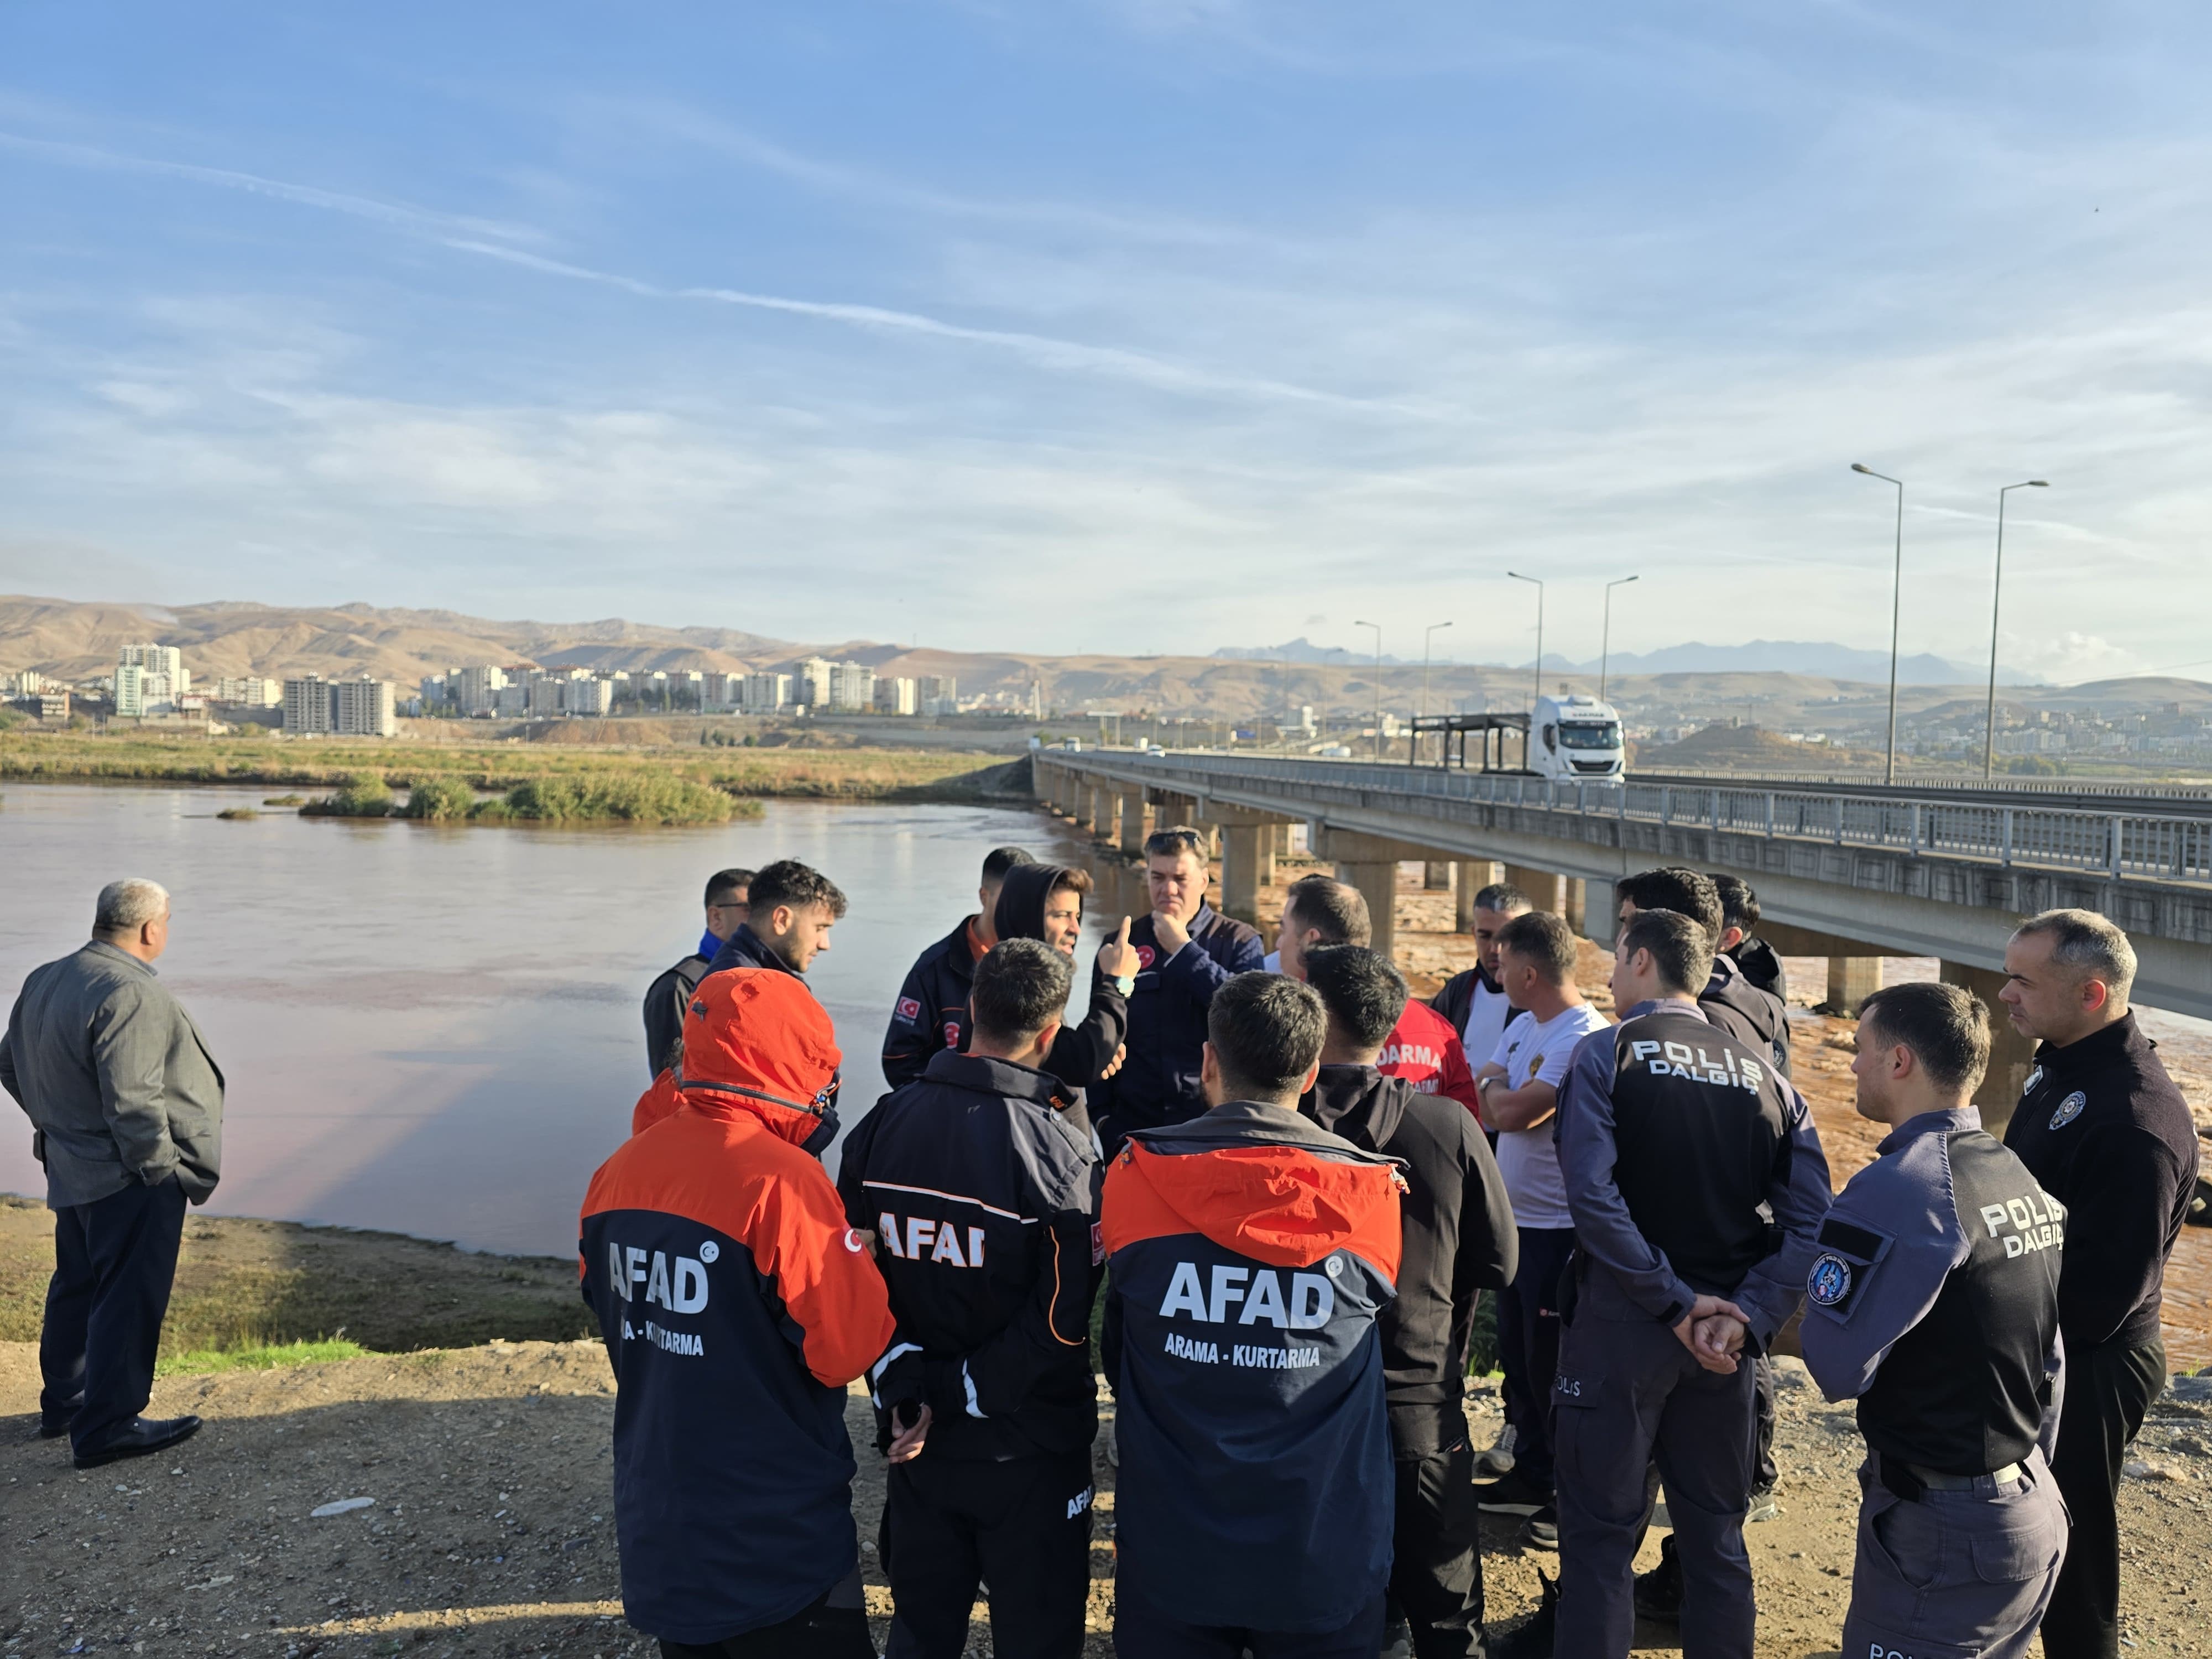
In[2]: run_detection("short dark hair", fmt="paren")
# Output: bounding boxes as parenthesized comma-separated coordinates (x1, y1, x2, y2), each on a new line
(1497, 910, 1578, 985)
(1857, 982, 1990, 1095)
(704, 867, 754, 907)
(1286, 874, 1371, 947)
(982, 847, 1034, 883)
(1207, 972, 1327, 1100)
(2014, 909, 2137, 1004)
(746, 859, 849, 920)
(1302, 946, 1407, 1052)
(1050, 866, 1094, 900)
(1145, 825, 1209, 862)
(972, 938, 1073, 1046)
(1709, 873, 1760, 934)
(1616, 867, 1723, 944)
(1618, 907, 1713, 996)
(1473, 883, 1531, 916)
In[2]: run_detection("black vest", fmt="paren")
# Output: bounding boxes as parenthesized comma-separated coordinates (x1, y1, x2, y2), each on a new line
(1608, 1006, 1793, 1296)
(1859, 1130, 2062, 1473)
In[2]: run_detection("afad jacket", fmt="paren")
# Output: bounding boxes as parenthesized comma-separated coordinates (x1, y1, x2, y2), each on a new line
(579, 1092, 895, 1645)
(1102, 1102, 1405, 1635)
(836, 1049, 1101, 1461)
(1095, 905, 1267, 1135)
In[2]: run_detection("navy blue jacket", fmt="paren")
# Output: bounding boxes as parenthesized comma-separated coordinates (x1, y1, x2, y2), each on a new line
(837, 1050, 1100, 1460)
(705, 922, 800, 980)
(1102, 1102, 1403, 1633)
(1095, 904, 1266, 1136)
(880, 917, 984, 1090)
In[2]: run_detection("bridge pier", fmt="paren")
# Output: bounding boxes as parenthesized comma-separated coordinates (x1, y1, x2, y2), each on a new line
(1210, 808, 1293, 926)
(1827, 955, 1884, 1011)
(1939, 961, 2036, 1131)
(1314, 828, 1432, 962)
(1505, 864, 1587, 935)
(1120, 793, 1152, 858)
(1424, 862, 1453, 891)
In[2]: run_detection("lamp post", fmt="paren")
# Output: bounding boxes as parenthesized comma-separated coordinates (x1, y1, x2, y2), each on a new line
(1354, 619, 1383, 762)
(1421, 618, 1453, 729)
(1850, 463, 1907, 785)
(1506, 572, 1543, 715)
(1600, 575, 1639, 703)
(1984, 479, 2050, 779)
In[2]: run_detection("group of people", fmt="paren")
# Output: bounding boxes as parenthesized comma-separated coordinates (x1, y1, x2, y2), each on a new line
(0, 831, 2195, 1659)
(603, 833, 2199, 1659)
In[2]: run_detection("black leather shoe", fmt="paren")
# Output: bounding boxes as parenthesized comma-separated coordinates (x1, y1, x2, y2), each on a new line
(72, 1415, 201, 1469)
(38, 1414, 76, 1440)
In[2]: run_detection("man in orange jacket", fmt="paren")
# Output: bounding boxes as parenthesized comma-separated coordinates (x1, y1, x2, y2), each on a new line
(581, 969, 895, 1657)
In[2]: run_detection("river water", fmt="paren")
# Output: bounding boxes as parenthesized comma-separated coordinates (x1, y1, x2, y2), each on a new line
(0, 782, 1112, 1256)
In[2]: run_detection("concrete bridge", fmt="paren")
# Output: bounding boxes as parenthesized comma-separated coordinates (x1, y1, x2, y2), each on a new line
(1032, 750, 2212, 1121)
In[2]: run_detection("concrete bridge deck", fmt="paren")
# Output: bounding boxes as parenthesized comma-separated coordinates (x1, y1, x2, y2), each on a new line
(1033, 750, 2212, 1119)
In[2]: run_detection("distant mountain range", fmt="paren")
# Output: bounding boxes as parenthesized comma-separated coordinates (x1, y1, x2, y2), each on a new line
(1217, 637, 2028, 686)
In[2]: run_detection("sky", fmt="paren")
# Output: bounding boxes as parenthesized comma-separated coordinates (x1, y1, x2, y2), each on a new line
(3, 3, 2210, 680)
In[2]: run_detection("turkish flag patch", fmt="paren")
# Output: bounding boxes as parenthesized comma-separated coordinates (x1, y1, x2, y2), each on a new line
(1091, 1223, 1106, 1266)
(895, 996, 921, 1022)
(1135, 945, 1157, 969)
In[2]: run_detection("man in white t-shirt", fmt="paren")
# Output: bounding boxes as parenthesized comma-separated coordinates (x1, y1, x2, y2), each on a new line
(1428, 883, 1533, 1081)
(1471, 909, 1611, 1546)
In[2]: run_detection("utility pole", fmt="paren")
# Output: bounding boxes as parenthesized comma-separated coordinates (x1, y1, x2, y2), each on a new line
(1851, 464, 1907, 786)
(1355, 620, 1383, 762)
(1506, 572, 1543, 714)
(1600, 575, 1639, 703)
(1984, 480, 2049, 779)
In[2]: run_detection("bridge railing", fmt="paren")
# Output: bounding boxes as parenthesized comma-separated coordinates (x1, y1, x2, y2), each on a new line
(1045, 753, 2212, 885)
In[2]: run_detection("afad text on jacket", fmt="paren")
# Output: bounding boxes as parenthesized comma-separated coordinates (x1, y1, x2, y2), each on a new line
(1102, 1101, 1405, 1634)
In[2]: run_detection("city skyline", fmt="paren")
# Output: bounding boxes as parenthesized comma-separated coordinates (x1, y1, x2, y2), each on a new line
(5, 6, 2212, 681)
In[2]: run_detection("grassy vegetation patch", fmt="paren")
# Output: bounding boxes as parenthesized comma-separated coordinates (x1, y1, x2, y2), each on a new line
(301, 771, 395, 817)
(215, 807, 258, 820)
(155, 1338, 367, 1376)
(0, 1196, 595, 1356)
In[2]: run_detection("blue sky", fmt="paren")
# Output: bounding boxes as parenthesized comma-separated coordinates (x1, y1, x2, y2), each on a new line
(3, 3, 2209, 677)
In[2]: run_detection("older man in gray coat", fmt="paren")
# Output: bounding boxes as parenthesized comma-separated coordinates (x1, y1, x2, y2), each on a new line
(1, 878, 223, 1467)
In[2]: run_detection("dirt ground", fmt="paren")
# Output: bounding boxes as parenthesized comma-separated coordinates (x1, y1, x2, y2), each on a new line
(8, 1339, 2212, 1658)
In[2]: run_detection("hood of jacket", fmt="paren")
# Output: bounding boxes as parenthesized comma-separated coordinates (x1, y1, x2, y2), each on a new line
(675, 968, 841, 1148)
(1108, 1100, 1404, 1274)
(992, 863, 1083, 947)
(1300, 1065, 1411, 1152)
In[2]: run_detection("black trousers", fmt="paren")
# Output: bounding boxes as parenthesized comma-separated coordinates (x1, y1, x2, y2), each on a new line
(1496, 1226, 1575, 1491)
(884, 1447, 1093, 1659)
(1113, 1591, 1387, 1658)
(2041, 1336, 2166, 1659)
(658, 1573, 874, 1658)
(1390, 1442, 1488, 1658)
(41, 1176, 187, 1452)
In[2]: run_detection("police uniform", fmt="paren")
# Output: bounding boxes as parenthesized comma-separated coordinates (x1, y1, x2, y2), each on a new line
(2001, 1012, 2200, 1659)
(1550, 1000, 1831, 1659)
(1801, 1105, 2068, 1659)
(835, 1049, 1101, 1659)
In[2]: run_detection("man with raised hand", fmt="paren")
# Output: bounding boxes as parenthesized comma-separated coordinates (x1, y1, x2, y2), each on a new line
(1999, 909, 2198, 1659)
(1103, 971, 1405, 1658)
(839, 938, 1102, 1659)
(1093, 825, 1265, 1153)
(1803, 981, 2067, 1659)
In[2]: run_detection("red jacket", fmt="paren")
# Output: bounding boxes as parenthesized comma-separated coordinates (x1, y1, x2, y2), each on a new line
(1377, 998, 1483, 1123)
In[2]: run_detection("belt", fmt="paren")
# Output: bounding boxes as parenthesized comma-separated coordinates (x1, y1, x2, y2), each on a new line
(1879, 1453, 2026, 1499)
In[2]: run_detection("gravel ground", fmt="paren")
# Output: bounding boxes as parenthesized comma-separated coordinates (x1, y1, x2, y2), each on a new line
(8, 1339, 2212, 1657)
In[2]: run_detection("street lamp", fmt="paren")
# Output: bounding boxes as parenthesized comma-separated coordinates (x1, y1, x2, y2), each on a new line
(1421, 619, 1453, 729)
(1850, 463, 1906, 785)
(1600, 575, 1639, 703)
(1506, 572, 1543, 716)
(1354, 619, 1383, 762)
(1984, 480, 2050, 780)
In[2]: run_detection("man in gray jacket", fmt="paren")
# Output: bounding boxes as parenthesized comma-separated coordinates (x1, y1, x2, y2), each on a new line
(1, 878, 223, 1467)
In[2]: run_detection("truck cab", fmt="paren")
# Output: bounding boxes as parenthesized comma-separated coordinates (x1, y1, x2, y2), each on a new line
(1532, 694, 1625, 780)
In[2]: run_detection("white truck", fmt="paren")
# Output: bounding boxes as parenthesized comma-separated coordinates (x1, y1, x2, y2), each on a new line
(1530, 693, 1626, 780)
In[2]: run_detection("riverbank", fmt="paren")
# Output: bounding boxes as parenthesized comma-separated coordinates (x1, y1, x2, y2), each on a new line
(0, 730, 1024, 802)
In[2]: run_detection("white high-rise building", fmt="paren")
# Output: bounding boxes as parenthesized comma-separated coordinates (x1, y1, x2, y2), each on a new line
(334, 678, 397, 738)
(742, 672, 791, 712)
(795, 656, 834, 710)
(828, 662, 874, 711)
(282, 675, 332, 734)
(874, 676, 918, 716)
(457, 664, 509, 716)
(214, 676, 282, 707)
(115, 643, 187, 715)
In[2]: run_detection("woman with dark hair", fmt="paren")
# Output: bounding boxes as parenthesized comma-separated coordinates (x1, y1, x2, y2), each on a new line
(992, 863, 1138, 1102)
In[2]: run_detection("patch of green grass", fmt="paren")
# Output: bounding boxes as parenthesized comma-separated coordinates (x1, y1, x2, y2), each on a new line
(301, 771, 394, 817)
(215, 806, 258, 821)
(155, 1338, 367, 1377)
(499, 771, 751, 825)
(400, 774, 477, 821)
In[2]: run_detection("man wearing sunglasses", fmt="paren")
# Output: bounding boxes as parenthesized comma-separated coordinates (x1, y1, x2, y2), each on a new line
(642, 867, 754, 1078)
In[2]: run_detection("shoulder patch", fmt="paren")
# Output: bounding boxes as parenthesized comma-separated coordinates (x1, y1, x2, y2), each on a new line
(2049, 1091, 2086, 1130)
(895, 995, 921, 1023)
(1807, 1252, 1854, 1308)
(2022, 1064, 2044, 1097)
